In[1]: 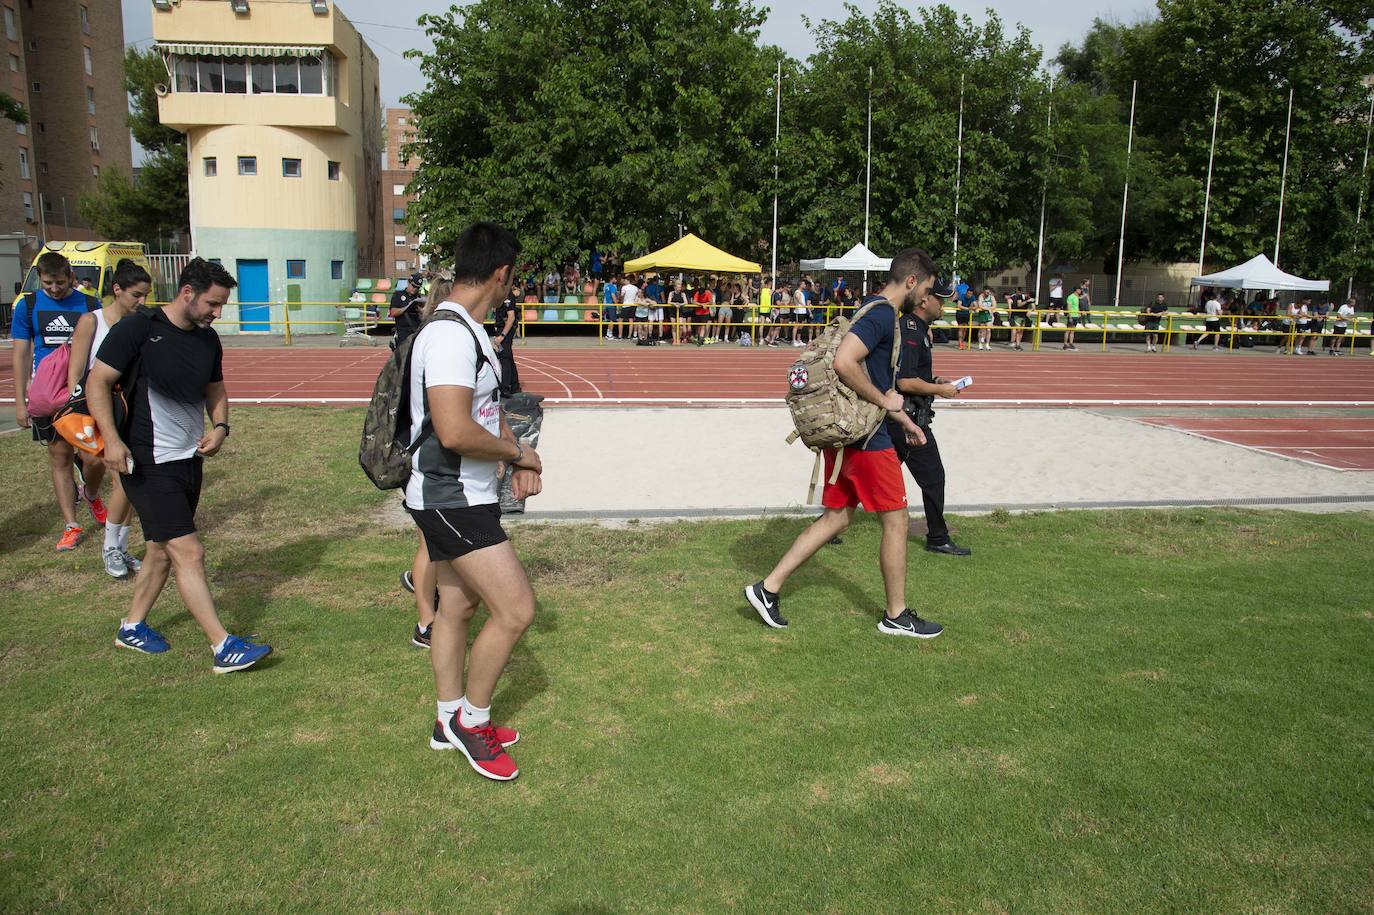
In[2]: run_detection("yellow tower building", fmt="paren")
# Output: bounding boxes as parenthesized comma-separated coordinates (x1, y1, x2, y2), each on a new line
(153, 0, 382, 333)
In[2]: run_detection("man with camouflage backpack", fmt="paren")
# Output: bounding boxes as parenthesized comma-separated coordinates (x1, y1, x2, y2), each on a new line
(745, 248, 945, 639)
(399, 223, 543, 781)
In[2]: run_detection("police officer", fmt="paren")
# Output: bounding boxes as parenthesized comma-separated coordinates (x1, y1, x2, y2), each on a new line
(490, 282, 522, 397)
(389, 273, 426, 349)
(887, 279, 972, 556)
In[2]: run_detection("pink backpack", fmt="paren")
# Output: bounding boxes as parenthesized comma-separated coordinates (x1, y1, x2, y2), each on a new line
(26, 343, 72, 418)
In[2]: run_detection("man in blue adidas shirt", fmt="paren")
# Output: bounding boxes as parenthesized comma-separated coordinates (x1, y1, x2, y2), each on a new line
(10, 250, 101, 551)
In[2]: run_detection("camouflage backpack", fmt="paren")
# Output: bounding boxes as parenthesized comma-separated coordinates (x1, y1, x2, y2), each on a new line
(359, 310, 486, 490)
(784, 297, 900, 497)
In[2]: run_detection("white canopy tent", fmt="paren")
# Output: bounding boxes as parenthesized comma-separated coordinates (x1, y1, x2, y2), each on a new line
(799, 243, 891, 273)
(1190, 254, 1329, 292)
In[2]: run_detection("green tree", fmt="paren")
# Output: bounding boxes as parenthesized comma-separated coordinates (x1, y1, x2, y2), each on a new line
(78, 47, 188, 246)
(1057, 0, 1374, 286)
(779, 2, 1130, 281)
(404, 0, 779, 267)
(0, 94, 26, 126)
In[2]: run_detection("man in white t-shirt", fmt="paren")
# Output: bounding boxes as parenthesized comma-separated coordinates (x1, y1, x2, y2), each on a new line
(619, 275, 641, 340)
(1332, 297, 1356, 355)
(406, 222, 544, 782)
(1194, 293, 1225, 350)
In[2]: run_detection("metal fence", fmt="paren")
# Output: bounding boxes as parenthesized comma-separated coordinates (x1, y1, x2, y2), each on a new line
(146, 255, 194, 301)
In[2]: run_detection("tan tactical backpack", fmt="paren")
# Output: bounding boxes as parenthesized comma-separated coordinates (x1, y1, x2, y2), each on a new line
(784, 297, 900, 499)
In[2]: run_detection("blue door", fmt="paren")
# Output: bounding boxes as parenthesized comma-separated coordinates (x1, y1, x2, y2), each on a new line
(236, 259, 270, 332)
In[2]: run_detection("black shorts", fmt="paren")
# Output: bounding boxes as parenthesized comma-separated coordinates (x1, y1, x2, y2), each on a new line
(123, 456, 203, 543)
(956, 310, 972, 326)
(1142, 319, 1161, 331)
(1334, 325, 1348, 335)
(30, 415, 59, 445)
(408, 503, 507, 561)
(1205, 319, 1221, 331)
(692, 311, 710, 324)
(1067, 316, 1079, 328)
(1309, 320, 1325, 333)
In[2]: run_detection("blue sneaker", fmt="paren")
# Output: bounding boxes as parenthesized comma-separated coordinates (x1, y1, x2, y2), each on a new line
(114, 621, 170, 654)
(212, 635, 272, 674)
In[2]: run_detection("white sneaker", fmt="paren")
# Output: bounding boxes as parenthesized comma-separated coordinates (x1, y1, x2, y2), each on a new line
(103, 546, 130, 580)
(605, 332, 614, 340)
(120, 548, 141, 573)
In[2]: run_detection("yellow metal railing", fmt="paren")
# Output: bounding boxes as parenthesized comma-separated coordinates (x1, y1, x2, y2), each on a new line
(123, 301, 1374, 355)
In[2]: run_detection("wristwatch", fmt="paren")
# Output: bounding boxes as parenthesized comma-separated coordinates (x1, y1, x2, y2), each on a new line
(214, 422, 230, 436)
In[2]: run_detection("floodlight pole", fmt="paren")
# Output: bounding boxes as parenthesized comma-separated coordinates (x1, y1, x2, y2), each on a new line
(864, 66, 872, 294)
(1034, 74, 1054, 306)
(771, 60, 780, 288)
(952, 72, 964, 281)
(1114, 79, 1137, 309)
(1198, 88, 1220, 280)
(1274, 85, 1293, 268)
(1349, 90, 1373, 300)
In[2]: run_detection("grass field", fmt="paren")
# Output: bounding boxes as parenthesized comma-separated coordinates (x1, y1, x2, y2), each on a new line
(1, 407, 1372, 913)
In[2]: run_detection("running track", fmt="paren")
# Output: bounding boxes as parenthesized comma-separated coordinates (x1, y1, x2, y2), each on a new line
(3, 345, 1373, 468)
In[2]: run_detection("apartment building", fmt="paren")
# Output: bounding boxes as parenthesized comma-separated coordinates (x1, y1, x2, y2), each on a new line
(1, 0, 134, 273)
(383, 105, 418, 277)
(152, 0, 383, 333)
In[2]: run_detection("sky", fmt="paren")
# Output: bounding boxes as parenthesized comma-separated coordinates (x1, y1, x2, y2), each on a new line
(121, 0, 1157, 112)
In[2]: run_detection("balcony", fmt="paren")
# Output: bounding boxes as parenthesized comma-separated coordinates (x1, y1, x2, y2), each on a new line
(159, 92, 348, 132)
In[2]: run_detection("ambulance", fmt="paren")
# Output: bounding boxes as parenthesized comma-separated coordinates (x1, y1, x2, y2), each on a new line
(14, 240, 152, 308)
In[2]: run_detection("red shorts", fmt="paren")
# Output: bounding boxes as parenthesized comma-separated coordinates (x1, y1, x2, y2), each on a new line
(821, 447, 906, 512)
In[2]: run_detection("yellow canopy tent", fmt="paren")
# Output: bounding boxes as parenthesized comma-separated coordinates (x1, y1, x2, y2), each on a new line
(623, 234, 761, 274)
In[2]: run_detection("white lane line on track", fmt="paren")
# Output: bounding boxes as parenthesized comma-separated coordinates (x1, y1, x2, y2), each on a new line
(512, 364, 573, 398)
(517, 356, 604, 398)
(1122, 419, 1365, 472)
(6, 396, 1373, 407)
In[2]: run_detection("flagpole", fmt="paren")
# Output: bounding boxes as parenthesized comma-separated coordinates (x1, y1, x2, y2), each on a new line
(1349, 90, 1373, 299)
(1274, 85, 1293, 267)
(771, 59, 780, 288)
(1198, 88, 1220, 279)
(864, 66, 872, 295)
(1034, 74, 1053, 307)
(1114, 79, 1137, 308)
(952, 72, 964, 281)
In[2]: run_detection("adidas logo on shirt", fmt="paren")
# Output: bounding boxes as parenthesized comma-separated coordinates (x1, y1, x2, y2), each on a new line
(44, 314, 74, 333)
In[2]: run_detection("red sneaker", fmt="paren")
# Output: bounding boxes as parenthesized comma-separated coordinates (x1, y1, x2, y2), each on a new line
(55, 526, 84, 552)
(438, 714, 519, 780)
(85, 493, 108, 525)
(429, 719, 518, 750)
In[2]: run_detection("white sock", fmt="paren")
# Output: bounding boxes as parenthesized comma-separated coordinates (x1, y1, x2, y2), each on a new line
(437, 697, 461, 723)
(104, 521, 121, 551)
(212, 637, 228, 655)
(459, 696, 490, 729)
(120, 618, 137, 632)
(117, 524, 131, 551)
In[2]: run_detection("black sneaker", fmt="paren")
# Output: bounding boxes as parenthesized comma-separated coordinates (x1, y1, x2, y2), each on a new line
(877, 609, 943, 639)
(744, 582, 788, 629)
(401, 570, 415, 593)
(925, 541, 972, 556)
(411, 624, 432, 649)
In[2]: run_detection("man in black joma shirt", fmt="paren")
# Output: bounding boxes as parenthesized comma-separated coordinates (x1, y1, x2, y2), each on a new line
(87, 258, 273, 674)
(886, 280, 972, 557)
